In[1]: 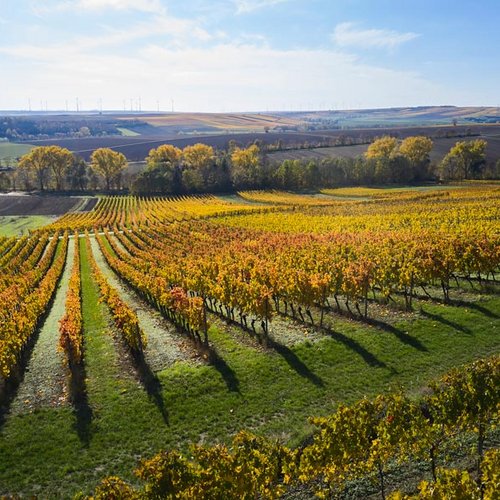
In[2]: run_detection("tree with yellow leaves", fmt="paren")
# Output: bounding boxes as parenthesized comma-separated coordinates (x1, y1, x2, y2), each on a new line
(182, 144, 214, 170)
(440, 139, 487, 180)
(90, 148, 127, 190)
(364, 136, 400, 182)
(230, 145, 261, 189)
(365, 136, 399, 161)
(399, 136, 433, 165)
(146, 144, 182, 168)
(180, 144, 215, 192)
(399, 136, 433, 180)
(18, 145, 73, 191)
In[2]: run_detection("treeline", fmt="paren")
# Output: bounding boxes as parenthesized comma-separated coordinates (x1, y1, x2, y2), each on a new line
(126, 136, 498, 192)
(263, 125, 479, 152)
(260, 134, 370, 152)
(85, 355, 499, 499)
(5, 136, 499, 193)
(0, 116, 122, 141)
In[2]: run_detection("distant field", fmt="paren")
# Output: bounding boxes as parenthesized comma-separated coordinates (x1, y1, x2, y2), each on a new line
(0, 142, 35, 162)
(288, 106, 500, 127)
(0, 215, 55, 236)
(268, 133, 500, 164)
(24, 132, 333, 161)
(268, 144, 368, 162)
(116, 127, 140, 137)
(7, 122, 500, 163)
(124, 112, 303, 132)
(429, 133, 500, 162)
(0, 195, 96, 216)
(0, 195, 97, 235)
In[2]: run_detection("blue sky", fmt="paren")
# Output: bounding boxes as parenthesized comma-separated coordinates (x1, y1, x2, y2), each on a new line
(1, 0, 499, 112)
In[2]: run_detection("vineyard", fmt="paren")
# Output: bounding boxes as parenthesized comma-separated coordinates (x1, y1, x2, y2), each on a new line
(0, 184, 498, 498)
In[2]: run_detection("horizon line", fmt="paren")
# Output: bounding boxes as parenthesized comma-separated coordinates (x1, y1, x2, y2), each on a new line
(0, 104, 499, 116)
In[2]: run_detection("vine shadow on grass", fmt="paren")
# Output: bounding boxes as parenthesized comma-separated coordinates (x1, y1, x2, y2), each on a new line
(69, 361, 93, 446)
(420, 309, 472, 335)
(208, 347, 241, 394)
(450, 299, 500, 319)
(321, 303, 427, 352)
(365, 318, 428, 352)
(0, 370, 24, 429)
(321, 327, 393, 372)
(267, 338, 325, 388)
(133, 351, 169, 424)
(411, 290, 499, 320)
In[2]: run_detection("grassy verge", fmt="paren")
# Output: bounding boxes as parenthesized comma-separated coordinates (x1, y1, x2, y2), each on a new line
(0, 215, 56, 236)
(0, 244, 498, 497)
(0, 141, 35, 161)
(117, 127, 140, 137)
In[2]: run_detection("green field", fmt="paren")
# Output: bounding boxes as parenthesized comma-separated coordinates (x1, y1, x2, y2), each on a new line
(117, 127, 141, 137)
(0, 141, 35, 162)
(0, 215, 56, 236)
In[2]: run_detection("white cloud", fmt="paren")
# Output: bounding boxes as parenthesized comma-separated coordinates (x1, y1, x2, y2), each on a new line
(35, 0, 166, 15)
(82, 16, 214, 48)
(0, 36, 452, 112)
(332, 22, 419, 50)
(90, 0, 167, 14)
(18, 11, 213, 50)
(78, 0, 163, 10)
(234, 0, 290, 14)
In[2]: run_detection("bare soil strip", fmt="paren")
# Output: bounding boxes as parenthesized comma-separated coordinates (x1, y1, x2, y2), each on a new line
(89, 237, 199, 371)
(10, 239, 75, 414)
(268, 314, 325, 346)
(0, 195, 83, 216)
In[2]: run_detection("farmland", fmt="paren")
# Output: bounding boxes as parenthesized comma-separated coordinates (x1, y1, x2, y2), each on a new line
(0, 141, 35, 163)
(0, 185, 498, 497)
(288, 105, 500, 127)
(268, 144, 369, 162)
(9, 126, 490, 164)
(2, 109, 500, 164)
(0, 195, 97, 236)
(267, 130, 500, 164)
(23, 131, 332, 161)
(0, 195, 96, 216)
(123, 112, 303, 133)
(0, 215, 55, 237)
(0, 111, 313, 162)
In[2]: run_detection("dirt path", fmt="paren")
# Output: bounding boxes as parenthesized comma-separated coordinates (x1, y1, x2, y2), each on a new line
(10, 238, 75, 414)
(89, 237, 198, 371)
